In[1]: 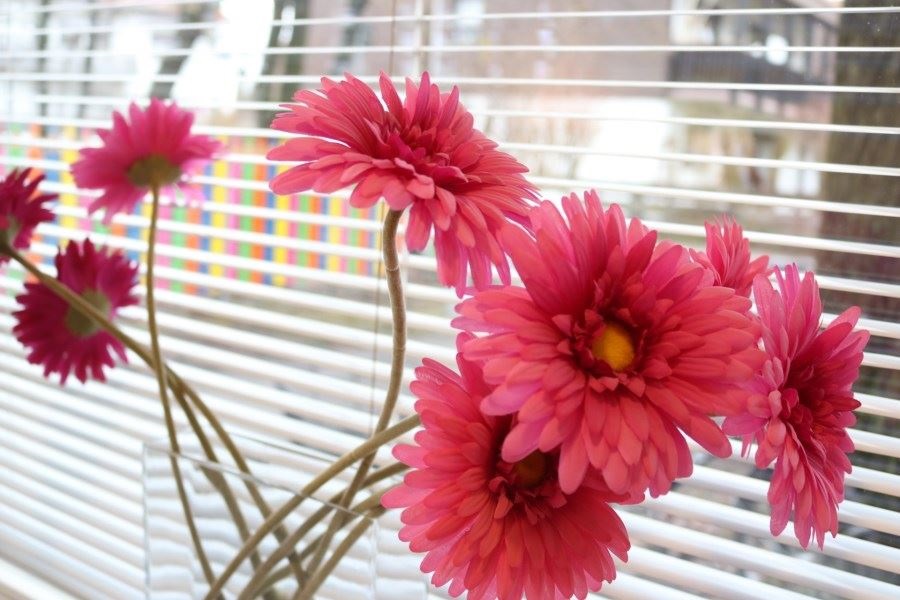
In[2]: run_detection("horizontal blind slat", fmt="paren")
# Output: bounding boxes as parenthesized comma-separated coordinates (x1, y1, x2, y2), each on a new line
(21, 96, 900, 136)
(684, 465, 900, 537)
(0, 524, 141, 600)
(0, 484, 143, 572)
(622, 512, 898, 600)
(4, 72, 900, 94)
(620, 546, 811, 600)
(7, 44, 900, 61)
(0, 413, 141, 523)
(18, 152, 900, 219)
(15, 5, 900, 31)
(17, 196, 900, 271)
(11, 135, 900, 179)
(6, 0, 216, 15)
(638, 492, 900, 577)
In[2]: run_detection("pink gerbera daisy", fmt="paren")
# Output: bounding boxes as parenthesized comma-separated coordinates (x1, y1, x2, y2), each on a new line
(0, 169, 56, 262)
(455, 191, 764, 498)
(268, 72, 538, 295)
(723, 265, 868, 548)
(382, 334, 630, 600)
(72, 98, 219, 223)
(691, 217, 770, 297)
(13, 239, 138, 384)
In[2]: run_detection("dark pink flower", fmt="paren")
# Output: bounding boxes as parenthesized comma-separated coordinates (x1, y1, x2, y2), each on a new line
(268, 72, 538, 295)
(13, 239, 138, 384)
(455, 191, 764, 498)
(723, 265, 868, 548)
(72, 98, 219, 223)
(382, 334, 630, 600)
(691, 217, 770, 297)
(0, 169, 56, 262)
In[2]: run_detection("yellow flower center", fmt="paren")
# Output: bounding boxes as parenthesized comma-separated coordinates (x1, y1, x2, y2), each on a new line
(591, 321, 635, 372)
(127, 154, 181, 189)
(64, 289, 111, 337)
(512, 451, 549, 488)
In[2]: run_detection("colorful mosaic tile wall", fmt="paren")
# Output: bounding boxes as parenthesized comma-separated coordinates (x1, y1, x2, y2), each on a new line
(2, 124, 381, 292)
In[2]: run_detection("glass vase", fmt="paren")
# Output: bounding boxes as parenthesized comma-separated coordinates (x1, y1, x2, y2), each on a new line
(143, 429, 425, 599)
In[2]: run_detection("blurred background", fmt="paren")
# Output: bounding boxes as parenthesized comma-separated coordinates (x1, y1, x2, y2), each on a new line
(0, 1, 897, 599)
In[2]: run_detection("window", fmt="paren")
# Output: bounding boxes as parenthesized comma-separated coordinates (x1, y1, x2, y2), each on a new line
(1, 1, 897, 598)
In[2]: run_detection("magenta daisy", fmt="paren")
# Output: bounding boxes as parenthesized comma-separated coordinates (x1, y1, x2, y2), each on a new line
(0, 169, 56, 263)
(691, 217, 770, 297)
(13, 239, 138, 384)
(268, 72, 538, 295)
(455, 191, 764, 498)
(382, 334, 630, 600)
(71, 98, 219, 223)
(723, 265, 868, 548)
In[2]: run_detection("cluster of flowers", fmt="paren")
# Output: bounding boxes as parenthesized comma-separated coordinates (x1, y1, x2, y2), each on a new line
(0, 73, 868, 600)
(3, 99, 219, 383)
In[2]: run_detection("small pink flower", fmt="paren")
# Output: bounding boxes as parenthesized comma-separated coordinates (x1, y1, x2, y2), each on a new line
(455, 191, 764, 499)
(691, 217, 770, 297)
(0, 169, 56, 263)
(268, 72, 538, 295)
(72, 98, 219, 223)
(723, 265, 868, 548)
(382, 334, 630, 600)
(13, 239, 138, 384)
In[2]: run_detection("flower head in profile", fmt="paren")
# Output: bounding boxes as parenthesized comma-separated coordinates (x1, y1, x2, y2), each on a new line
(72, 98, 220, 223)
(691, 217, 770, 297)
(382, 334, 630, 600)
(0, 169, 56, 262)
(455, 192, 764, 499)
(723, 265, 868, 548)
(268, 72, 538, 295)
(13, 239, 138, 384)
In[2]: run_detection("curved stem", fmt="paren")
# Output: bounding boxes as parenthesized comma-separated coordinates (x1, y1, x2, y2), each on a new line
(6, 239, 220, 580)
(170, 383, 272, 586)
(170, 374, 306, 586)
(3, 243, 154, 366)
(293, 506, 387, 600)
(202, 414, 420, 600)
(305, 209, 407, 574)
(165, 434, 217, 588)
(146, 185, 216, 588)
(145, 186, 215, 583)
(6, 241, 303, 586)
(237, 462, 408, 600)
(146, 185, 175, 445)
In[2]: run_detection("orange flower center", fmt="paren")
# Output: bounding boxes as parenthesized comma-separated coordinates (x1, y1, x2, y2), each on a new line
(512, 451, 550, 488)
(127, 154, 182, 189)
(64, 289, 110, 337)
(591, 321, 635, 372)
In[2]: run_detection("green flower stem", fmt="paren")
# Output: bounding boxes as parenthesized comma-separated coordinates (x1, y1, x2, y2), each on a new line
(202, 413, 421, 600)
(305, 208, 408, 576)
(4, 241, 303, 586)
(237, 462, 408, 600)
(146, 185, 216, 588)
(2, 243, 156, 367)
(4, 241, 206, 582)
(169, 383, 274, 591)
(293, 505, 387, 600)
(168, 372, 306, 586)
(145, 186, 174, 415)
(163, 422, 218, 589)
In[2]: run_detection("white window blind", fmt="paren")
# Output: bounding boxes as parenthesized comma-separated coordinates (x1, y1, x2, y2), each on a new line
(0, 1, 898, 599)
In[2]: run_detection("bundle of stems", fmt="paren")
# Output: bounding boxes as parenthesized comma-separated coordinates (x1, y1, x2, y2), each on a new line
(2, 189, 416, 599)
